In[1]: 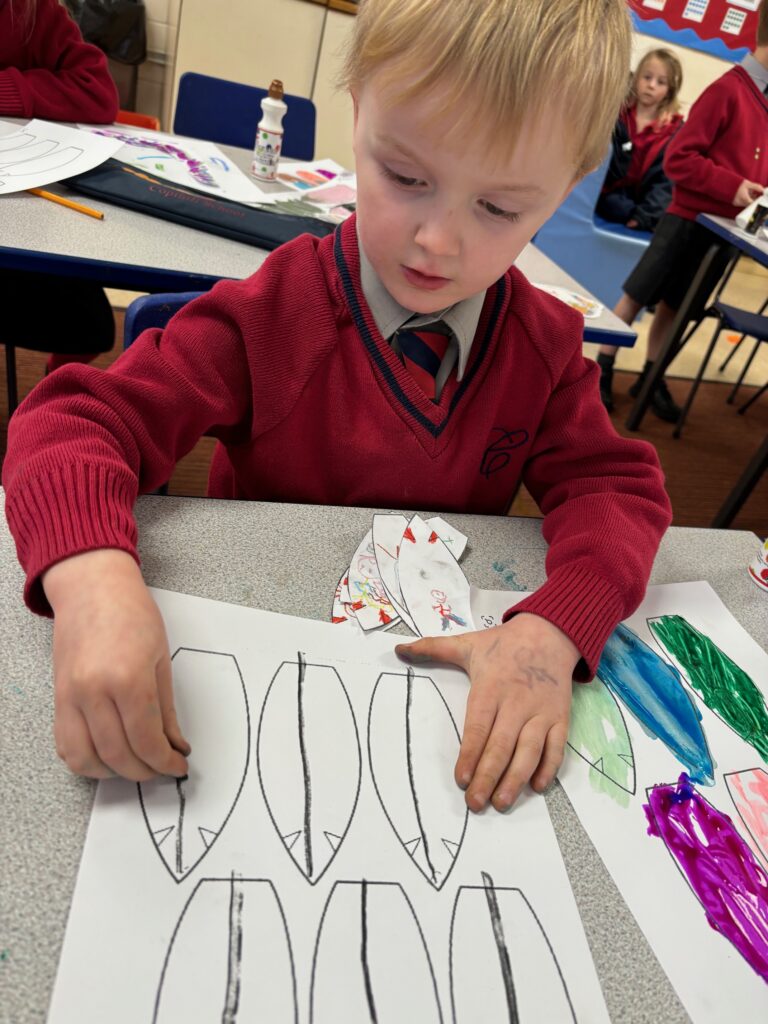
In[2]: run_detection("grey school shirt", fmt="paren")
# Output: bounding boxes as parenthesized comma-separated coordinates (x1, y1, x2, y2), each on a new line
(357, 241, 486, 401)
(741, 53, 768, 94)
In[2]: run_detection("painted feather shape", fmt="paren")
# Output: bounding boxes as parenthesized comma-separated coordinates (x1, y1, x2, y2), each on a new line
(257, 654, 361, 884)
(649, 615, 768, 762)
(368, 669, 468, 889)
(725, 768, 768, 868)
(138, 648, 250, 882)
(597, 623, 714, 785)
(310, 880, 442, 1023)
(567, 675, 636, 805)
(154, 877, 296, 1023)
(450, 876, 576, 1023)
(645, 774, 768, 982)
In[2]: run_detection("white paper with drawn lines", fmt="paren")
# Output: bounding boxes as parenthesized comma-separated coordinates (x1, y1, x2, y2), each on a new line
(48, 588, 609, 1024)
(0, 119, 120, 194)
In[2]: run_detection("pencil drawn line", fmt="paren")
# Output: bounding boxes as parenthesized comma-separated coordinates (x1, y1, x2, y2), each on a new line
(406, 666, 438, 885)
(481, 871, 519, 1024)
(223, 873, 244, 1023)
(360, 879, 379, 1023)
(310, 880, 442, 1023)
(449, 883, 576, 1024)
(258, 659, 361, 885)
(297, 652, 314, 880)
(175, 776, 187, 876)
(153, 877, 297, 1023)
(138, 648, 251, 883)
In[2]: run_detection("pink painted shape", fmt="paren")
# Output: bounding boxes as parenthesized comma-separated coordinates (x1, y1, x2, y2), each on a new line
(727, 769, 768, 868)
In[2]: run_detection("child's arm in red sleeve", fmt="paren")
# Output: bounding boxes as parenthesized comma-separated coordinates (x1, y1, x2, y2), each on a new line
(663, 84, 742, 207)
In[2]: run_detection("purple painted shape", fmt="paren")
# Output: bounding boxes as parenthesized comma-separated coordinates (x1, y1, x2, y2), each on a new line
(645, 774, 768, 981)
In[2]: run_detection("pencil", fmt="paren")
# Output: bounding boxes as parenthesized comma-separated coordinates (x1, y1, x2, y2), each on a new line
(26, 188, 104, 220)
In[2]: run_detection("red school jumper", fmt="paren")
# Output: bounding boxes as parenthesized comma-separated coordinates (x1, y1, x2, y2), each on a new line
(664, 66, 768, 222)
(3, 215, 671, 677)
(0, 0, 118, 123)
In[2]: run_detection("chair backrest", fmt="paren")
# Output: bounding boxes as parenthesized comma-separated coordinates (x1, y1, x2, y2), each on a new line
(173, 72, 316, 161)
(123, 291, 204, 348)
(533, 152, 652, 309)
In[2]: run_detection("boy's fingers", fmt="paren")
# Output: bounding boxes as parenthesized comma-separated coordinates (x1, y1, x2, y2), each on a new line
(463, 707, 525, 812)
(87, 697, 159, 782)
(530, 723, 568, 793)
(492, 721, 548, 811)
(395, 635, 469, 670)
(117, 680, 189, 778)
(455, 690, 498, 791)
(54, 704, 114, 779)
(156, 654, 191, 757)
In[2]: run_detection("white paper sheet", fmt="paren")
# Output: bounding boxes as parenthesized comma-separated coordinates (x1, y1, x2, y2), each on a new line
(48, 588, 609, 1024)
(471, 581, 768, 1022)
(78, 123, 268, 204)
(0, 119, 121, 195)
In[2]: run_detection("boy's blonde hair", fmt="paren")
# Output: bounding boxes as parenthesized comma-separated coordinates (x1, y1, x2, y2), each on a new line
(341, 0, 632, 177)
(630, 48, 683, 117)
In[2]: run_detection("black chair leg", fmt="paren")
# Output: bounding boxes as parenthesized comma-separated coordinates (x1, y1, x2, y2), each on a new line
(737, 381, 768, 416)
(5, 345, 18, 416)
(673, 318, 723, 439)
(727, 338, 761, 405)
(719, 334, 746, 373)
(711, 433, 768, 528)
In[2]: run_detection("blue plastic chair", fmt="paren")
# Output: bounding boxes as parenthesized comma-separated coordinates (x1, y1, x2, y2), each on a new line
(533, 153, 652, 309)
(123, 291, 204, 349)
(123, 291, 205, 493)
(173, 72, 316, 161)
(674, 300, 768, 438)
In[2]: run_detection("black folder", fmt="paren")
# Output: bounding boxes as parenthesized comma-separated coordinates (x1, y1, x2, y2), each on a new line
(63, 159, 336, 249)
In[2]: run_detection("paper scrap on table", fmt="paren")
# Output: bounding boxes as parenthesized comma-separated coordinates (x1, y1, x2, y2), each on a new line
(398, 514, 474, 637)
(330, 571, 362, 630)
(79, 123, 267, 204)
(333, 513, 469, 636)
(0, 119, 121, 195)
(533, 283, 603, 319)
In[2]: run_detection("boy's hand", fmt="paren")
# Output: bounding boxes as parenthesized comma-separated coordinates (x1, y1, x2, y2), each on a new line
(43, 550, 190, 782)
(395, 613, 578, 812)
(733, 180, 765, 207)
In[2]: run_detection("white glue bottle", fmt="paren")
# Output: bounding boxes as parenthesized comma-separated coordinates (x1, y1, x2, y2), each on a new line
(252, 79, 287, 181)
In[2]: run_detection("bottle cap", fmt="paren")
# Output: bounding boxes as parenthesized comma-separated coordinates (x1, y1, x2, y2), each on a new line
(268, 79, 284, 100)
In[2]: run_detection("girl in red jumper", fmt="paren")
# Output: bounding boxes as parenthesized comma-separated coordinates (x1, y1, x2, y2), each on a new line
(597, 49, 684, 233)
(0, 0, 119, 378)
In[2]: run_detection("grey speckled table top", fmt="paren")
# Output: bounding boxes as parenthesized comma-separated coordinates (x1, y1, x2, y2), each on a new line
(0, 490, 764, 1023)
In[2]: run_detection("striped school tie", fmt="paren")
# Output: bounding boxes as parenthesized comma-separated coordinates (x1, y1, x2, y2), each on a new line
(395, 327, 450, 400)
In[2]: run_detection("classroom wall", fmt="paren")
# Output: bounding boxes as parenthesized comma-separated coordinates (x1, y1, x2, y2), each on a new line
(165, 5, 742, 166)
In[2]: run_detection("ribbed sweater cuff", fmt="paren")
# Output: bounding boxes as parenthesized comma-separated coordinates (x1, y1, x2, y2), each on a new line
(5, 464, 139, 616)
(0, 73, 26, 117)
(502, 565, 625, 680)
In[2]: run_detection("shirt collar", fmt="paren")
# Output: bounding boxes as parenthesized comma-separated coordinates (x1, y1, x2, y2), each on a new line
(357, 231, 486, 382)
(741, 53, 768, 93)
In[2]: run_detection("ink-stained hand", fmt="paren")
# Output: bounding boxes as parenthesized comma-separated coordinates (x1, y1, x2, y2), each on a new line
(733, 179, 765, 207)
(395, 614, 579, 812)
(43, 549, 190, 782)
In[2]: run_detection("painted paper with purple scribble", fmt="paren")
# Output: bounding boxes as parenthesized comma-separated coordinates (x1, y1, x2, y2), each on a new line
(645, 774, 768, 982)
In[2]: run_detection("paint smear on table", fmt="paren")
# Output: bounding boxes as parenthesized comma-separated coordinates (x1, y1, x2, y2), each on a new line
(597, 623, 714, 785)
(645, 774, 768, 982)
(567, 676, 635, 807)
(649, 616, 768, 762)
(726, 769, 768, 868)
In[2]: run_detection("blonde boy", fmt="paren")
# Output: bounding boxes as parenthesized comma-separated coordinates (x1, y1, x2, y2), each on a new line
(3, 0, 671, 812)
